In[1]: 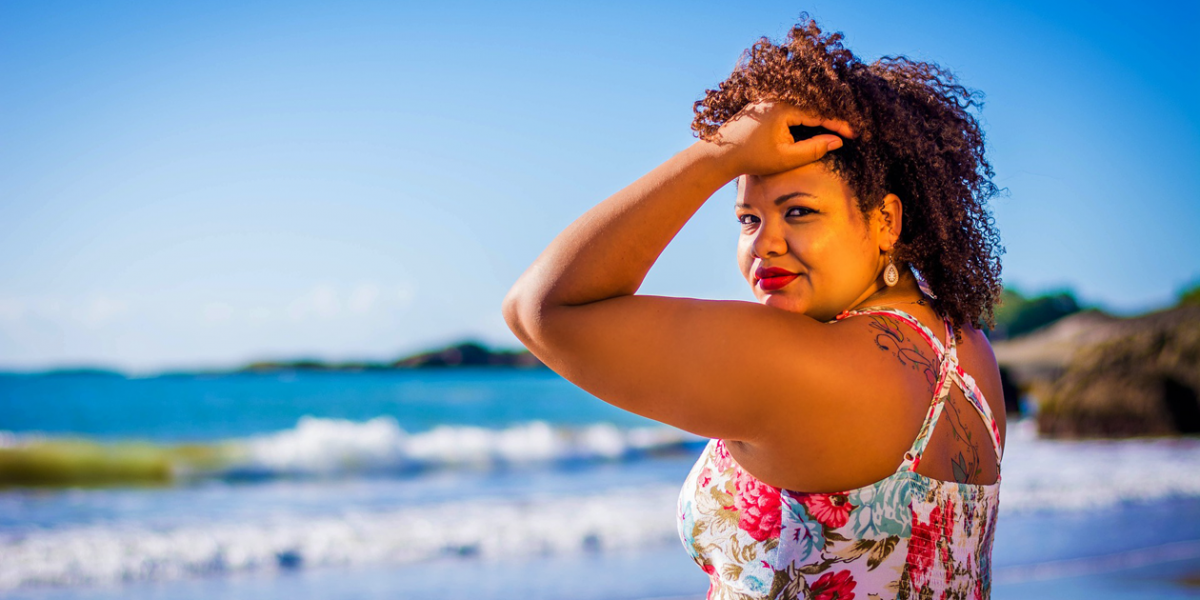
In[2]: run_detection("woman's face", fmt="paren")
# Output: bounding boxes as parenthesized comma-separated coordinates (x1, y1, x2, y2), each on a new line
(735, 161, 884, 321)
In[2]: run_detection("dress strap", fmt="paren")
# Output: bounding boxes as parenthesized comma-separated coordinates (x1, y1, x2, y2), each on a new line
(833, 307, 1004, 478)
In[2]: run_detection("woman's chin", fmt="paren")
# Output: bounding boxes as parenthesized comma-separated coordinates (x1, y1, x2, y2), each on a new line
(758, 292, 808, 314)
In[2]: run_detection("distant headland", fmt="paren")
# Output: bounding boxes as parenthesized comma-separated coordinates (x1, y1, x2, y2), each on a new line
(236, 341, 545, 372)
(4, 340, 546, 378)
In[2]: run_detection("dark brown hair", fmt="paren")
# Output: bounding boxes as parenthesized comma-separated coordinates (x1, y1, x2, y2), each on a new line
(693, 15, 1004, 335)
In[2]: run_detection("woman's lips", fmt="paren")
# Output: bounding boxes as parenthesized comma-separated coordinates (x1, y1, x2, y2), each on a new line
(758, 274, 798, 291)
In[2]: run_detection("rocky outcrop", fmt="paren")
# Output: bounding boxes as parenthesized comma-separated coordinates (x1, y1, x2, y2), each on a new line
(1033, 306, 1200, 438)
(991, 309, 1126, 386)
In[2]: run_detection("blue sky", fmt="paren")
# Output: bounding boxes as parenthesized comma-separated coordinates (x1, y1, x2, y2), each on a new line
(1, 0, 1197, 373)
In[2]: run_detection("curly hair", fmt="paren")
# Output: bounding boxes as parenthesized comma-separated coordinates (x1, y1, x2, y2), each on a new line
(692, 15, 1005, 336)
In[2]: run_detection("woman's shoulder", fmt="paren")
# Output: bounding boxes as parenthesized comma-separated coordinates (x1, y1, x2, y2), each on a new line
(729, 313, 947, 491)
(738, 308, 1005, 491)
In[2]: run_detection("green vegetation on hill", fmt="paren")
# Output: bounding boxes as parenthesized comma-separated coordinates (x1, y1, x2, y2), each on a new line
(987, 286, 1083, 340)
(390, 341, 544, 368)
(1178, 280, 1200, 307)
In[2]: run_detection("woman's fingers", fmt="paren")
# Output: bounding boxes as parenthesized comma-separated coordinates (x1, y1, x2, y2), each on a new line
(819, 134, 844, 150)
(780, 103, 856, 139)
(818, 118, 855, 139)
(780, 134, 843, 166)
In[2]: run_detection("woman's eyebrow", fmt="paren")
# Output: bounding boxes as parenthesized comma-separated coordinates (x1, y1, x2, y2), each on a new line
(735, 191, 816, 209)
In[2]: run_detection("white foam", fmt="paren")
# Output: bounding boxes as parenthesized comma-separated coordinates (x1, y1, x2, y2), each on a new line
(993, 539, 1200, 584)
(0, 484, 683, 591)
(996, 419, 1200, 513)
(234, 416, 411, 474)
(224, 417, 701, 476)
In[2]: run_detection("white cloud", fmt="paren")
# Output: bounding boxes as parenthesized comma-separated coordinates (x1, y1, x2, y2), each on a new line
(0, 296, 26, 322)
(286, 283, 341, 320)
(193, 282, 416, 324)
(347, 283, 381, 314)
(0, 282, 423, 371)
(78, 295, 129, 327)
(395, 283, 415, 305)
(0, 293, 129, 328)
(202, 302, 235, 323)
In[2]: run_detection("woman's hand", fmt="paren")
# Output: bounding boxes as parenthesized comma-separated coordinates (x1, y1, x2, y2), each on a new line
(704, 100, 856, 178)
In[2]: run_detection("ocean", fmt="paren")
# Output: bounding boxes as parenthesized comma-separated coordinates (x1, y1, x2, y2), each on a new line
(2, 369, 1199, 599)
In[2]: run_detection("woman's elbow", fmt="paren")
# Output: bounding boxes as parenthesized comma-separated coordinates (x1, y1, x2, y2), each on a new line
(503, 286, 570, 354)
(502, 287, 529, 340)
(502, 285, 547, 345)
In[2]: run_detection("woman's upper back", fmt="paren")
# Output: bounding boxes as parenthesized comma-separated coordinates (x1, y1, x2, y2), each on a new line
(676, 306, 1004, 599)
(725, 303, 1007, 494)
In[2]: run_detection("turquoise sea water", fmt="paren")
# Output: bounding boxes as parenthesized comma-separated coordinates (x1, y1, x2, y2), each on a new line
(2, 370, 1199, 599)
(0, 369, 658, 441)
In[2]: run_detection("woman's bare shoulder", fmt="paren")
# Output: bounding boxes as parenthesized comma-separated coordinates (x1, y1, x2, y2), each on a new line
(729, 313, 953, 491)
(732, 311, 1012, 491)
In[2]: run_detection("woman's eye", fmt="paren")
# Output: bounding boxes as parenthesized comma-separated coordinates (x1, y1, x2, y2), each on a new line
(737, 207, 815, 225)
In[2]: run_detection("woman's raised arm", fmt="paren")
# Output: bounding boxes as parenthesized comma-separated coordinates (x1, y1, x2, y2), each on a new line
(501, 102, 864, 442)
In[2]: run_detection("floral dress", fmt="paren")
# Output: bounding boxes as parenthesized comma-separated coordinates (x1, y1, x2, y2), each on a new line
(677, 307, 1003, 600)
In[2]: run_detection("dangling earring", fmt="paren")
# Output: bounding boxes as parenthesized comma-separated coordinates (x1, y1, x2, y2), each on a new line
(883, 254, 900, 287)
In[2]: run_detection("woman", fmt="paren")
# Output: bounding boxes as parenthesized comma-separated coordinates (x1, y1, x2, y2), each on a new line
(502, 16, 1005, 600)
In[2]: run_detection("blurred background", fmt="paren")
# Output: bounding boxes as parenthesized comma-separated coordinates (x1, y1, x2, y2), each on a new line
(2, 1, 1198, 598)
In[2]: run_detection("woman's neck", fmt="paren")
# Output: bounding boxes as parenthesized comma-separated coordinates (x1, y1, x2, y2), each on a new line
(848, 271, 927, 312)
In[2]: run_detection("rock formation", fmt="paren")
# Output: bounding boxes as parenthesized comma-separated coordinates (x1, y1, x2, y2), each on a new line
(1030, 306, 1200, 438)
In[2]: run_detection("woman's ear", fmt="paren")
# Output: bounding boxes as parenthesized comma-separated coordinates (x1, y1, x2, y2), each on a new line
(877, 193, 903, 251)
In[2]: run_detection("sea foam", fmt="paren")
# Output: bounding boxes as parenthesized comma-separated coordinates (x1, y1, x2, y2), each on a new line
(0, 418, 704, 484)
(0, 484, 682, 590)
(996, 419, 1200, 511)
(227, 416, 700, 476)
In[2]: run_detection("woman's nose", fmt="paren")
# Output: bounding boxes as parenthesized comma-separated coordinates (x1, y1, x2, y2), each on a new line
(750, 222, 787, 258)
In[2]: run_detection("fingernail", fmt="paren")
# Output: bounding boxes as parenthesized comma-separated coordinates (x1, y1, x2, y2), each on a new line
(826, 137, 843, 151)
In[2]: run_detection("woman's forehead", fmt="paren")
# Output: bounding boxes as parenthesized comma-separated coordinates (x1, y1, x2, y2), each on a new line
(736, 163, 853, 208)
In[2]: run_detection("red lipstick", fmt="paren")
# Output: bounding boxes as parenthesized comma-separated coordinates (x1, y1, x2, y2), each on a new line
(755, 266, 799, 292)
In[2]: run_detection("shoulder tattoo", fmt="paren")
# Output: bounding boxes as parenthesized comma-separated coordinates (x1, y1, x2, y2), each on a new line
(864, 315, 938, 394)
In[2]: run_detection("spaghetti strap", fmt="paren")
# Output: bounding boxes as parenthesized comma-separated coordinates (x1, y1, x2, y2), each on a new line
(833, 307, 1004, 478)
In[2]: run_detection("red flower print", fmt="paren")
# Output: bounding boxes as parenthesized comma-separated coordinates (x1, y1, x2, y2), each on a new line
(698, 466, 713, 488)
(810, 569, 856, 600)
(704, 565, 719, 600)
(800, 493, 856, 529)
(713, 439, 735, 472)
(733, 469, 782, 542)
(941, 498, 956, 539)
(937, 500, 955, 567)
(906, 505, 942, 587)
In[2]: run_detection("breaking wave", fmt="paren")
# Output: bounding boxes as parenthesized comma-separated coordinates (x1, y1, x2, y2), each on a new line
(0, 417, 704, 484)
